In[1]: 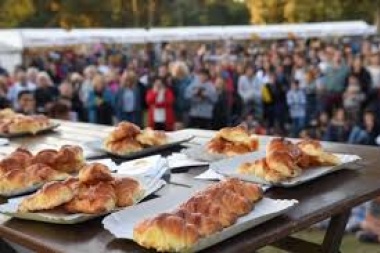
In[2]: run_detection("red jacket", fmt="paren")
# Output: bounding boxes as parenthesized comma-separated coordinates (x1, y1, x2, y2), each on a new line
(146, 88, 175, 131)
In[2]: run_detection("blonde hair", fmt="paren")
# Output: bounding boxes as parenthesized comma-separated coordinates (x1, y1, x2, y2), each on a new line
(83, 65, 97, 79)
(120, 70, 137, 88)
(37, 71, 53, 86)
(92, 74, 105, 90)
(170, 61, 189, 79)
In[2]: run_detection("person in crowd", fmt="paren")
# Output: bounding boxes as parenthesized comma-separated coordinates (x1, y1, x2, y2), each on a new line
(7, 69, 37, 108)
(58, 81, 86, 122)
(87, 74, 114, 125)
(287, 80, 306, 137)
(105, 70, 120, 94)
(367, 53, 380, 90)
(349, 57, 372, 95)
(158, 64, 173, 87)
(115, 70, 143, 126)
(323, 107, 351, 142)
(0, 75, 10, 109)
(69, 72, 84, 97)
(26, 67, 39, 86)
(80, 65, 97, 107)
(34, 71, 59, 113)
(47, 101, 71, 120)
(343, 75, 366, 124)
(240, 112, 266, 135)
(309, 111, 330, 140)
(170, 61, 192, 129)
(185, 69, 217, 129)
(304, 67, 318, 125)
(16, 90, 36, 115)
(145, 76, 175, 131)
(238, 65, 262, 118)
(212, 77, 229, 130)
(348, 110, 380, 145)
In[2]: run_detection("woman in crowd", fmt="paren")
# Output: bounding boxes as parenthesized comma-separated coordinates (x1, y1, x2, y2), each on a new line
(170, 61, 192, 129)
(185, 69, 217, 129)
(34, 71, 59, 113)
(58, 81, 86, 122)
(349, 57, 372, 95)
(343, 75, 366, 124)
(323, 107, 351, 142)
(87, 74, 114, 125)
(348, 110, 380, 145)
(105, 70, 120, 94)
(146, 76, 175, 131)
(0, 75, 10, 109)
(80, 65, 97, 107)
(287, 80, 306, 137)
(115, 70, 143, 127)
(212, 77, 229, 130)
(238, 65, 262, 118)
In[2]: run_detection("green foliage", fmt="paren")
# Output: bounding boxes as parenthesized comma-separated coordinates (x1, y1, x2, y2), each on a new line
(0, 0, 378, 28)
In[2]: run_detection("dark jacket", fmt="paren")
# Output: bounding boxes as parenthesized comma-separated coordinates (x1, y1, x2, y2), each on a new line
(34, 86, 59, 112)
(212, 90, 229, 130)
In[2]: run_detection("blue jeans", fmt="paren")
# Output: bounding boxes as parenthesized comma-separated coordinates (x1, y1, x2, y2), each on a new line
(291, 117, 305, 137)
(348, 126, 369, 144)
(118, 111, 142, 127)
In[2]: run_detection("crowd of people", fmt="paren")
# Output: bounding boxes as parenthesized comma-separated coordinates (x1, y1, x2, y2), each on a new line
(0, 37, 380, 242)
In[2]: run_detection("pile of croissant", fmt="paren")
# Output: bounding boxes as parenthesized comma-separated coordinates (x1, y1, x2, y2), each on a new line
(207, 126, 259, 156)
(0, 145, 84, 195)
(104, 122, 167, 155)
(19, 163, 144, 214)
(0, 109, 51, 135)
(238, 138, 341, 182)
(133, 178, 263, 252)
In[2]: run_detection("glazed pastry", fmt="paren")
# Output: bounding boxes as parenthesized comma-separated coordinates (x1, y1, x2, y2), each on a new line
(25, 163, 69, 184)
(206, 126, 259, 156)
(64, 181, 116, 214)
(31, 149, 59, 168)
(54, 145, 85, 173)
(134, 213, 199, 253)
(136, 128, 167, 146)
(0, 169, 32, 195)
(104, 138, 142, 155)
(133, 179, 262, 252)
(18, 181, 75, 212)
(78, 163, 113, 184)
(113, 177, 143, 207)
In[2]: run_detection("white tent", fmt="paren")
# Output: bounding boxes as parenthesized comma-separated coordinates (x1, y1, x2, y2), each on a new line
(0, 30, 23, 73)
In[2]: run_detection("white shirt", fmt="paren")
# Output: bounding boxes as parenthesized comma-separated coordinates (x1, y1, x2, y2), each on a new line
(367, 66, 380, 89)
(153, 90, 166, 123)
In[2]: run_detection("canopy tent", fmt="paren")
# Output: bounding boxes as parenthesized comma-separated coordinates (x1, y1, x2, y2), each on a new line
(0, 20, 376, 48)
(0, 30, 23, 73)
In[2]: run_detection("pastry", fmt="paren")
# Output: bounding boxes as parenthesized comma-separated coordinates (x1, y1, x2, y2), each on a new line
(105, 122, 141, 143)
(206, 126, 259, 156)
(78, 163, 113, 184)
(133, 179, 262, 252)
(0, 169, 31, 195)
(113, 177, 143, 207)
(54, 145, 85, 173)
(31, 149, 58, 168)
(18, 181, 75, 212)
(136, 128, 167, 146)
(134, 213, 199, 252)
(25, 163, 69, 184)
(238, 159, 286, 183)
(104, 138, 142, 155)
(64, 181, 116, 214)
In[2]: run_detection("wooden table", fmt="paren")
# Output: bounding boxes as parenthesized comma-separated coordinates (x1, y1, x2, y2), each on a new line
(0, 128, 379, 253)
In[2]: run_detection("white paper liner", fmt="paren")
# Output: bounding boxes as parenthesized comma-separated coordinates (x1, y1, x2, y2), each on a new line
(102, 191, 297, 252)
(194, 169, 225, 181)
(167, 153, 209, 169)
(182, 145, 230, 162)
(210, 152, 361, 187)
(0, 176, 166, 224)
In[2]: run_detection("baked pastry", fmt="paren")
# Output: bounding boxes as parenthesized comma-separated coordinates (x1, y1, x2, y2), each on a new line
(18, 181, 75, 212)
(238, 158, 287, 183)
(78, 163, 113, 184)
(0, 108, 17, 120)
(206, 126, 259, 156)
(104, 138, 142, 155)
(0, 169, 32, 195)
(31, 149, 59, 168)
(136, 128, 167, 146)
(64, 181, 116, 214)
(297, 139, 340, 166)
(25, 163, 69, 185)
(133, 179, 262, 252)
(113, 177, 143, 207)
(134, 213, 199, 252)
(105, 122, 141, 143)
(54, 145, 85, 173)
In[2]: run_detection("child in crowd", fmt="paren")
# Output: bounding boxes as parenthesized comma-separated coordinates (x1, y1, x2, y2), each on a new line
(286, 80, 306, 137)
(16, 90, 36, 115)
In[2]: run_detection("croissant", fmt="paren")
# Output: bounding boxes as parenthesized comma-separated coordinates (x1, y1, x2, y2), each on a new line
(31, 149, 58, 168)
(105, 122, 141, 143)
(266, 150, 301, 178)
(18, 181, 75, 212)
(25, 163, 69, 185)
(297, 140, 340, 166)
(78, 163, 113, 184)
(0, 169, 31, 195)
(104, 139, 142, 155)
(238, 159, 287, 183)
(136, 128, 167, 146)
(133, 213, 199, 253)
(64, 182, 116, 214)
(54, 145, 85, 173)
(113, 177, 143, 207)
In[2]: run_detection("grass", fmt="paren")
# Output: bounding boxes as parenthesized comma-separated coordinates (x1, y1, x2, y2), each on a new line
(258, 229, 380, 253)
